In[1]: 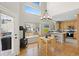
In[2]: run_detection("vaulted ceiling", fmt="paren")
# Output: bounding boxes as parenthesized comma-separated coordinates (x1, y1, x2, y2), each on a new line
(47, 2, 79, 21)
(0, 2, 79, 22)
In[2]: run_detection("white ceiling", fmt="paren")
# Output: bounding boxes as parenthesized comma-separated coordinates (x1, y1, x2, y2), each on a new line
(0, 2, 20, 14)
(47, 2, 79, 21)
(47, 2, 79, 16)
(52, 9, 79, 21)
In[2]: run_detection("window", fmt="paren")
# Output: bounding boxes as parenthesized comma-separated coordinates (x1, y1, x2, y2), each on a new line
(24, 6, 41, 15)
(32, 2, 40, 6)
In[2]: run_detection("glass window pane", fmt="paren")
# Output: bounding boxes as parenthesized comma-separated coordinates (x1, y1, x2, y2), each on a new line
(24, 6, 41, 15)
(33, 2, 40, 6)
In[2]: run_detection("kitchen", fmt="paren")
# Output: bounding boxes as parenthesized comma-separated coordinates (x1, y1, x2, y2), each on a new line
(19, 9, 79, 56)
(0, 2, 79, 56)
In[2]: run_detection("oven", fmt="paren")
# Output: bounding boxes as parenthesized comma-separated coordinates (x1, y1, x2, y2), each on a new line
(1, 36, 11, 51)
(0, 32, 12, 56)
(1, 32, 12, 51)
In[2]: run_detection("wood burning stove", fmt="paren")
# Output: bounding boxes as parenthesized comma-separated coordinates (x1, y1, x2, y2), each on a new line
(19, 26, 28, 48)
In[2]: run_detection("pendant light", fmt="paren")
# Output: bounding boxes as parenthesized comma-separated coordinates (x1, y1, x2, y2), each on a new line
(41, 10, 52, 20)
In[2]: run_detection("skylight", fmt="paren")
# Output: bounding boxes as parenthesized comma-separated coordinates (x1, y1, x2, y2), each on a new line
(24, 6, 41, 15)
(32, 2, 40, 6)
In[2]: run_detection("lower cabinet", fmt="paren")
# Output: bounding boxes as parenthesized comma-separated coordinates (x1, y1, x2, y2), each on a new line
(53, 33, 64, 43)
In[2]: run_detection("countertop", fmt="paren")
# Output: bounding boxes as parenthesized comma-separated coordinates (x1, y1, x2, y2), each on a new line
(52, 32, 66, 35)
(25, 35, 39, 39)
(39, 36, 55, 42)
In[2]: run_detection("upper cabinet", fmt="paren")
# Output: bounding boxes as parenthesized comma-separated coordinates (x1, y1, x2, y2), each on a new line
(0, 13, 14, 33)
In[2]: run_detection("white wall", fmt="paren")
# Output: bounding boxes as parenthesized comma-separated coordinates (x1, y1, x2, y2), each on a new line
(19, 2, 41, 26)
(19, 2, 47, 26)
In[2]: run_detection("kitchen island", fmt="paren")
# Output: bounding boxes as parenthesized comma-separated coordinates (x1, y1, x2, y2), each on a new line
(25, 35, 39, 44)
(51, 32, 66, 43)
(37, 35, 56, 56)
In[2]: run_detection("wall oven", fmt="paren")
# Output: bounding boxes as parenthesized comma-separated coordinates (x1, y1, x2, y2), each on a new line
(0, 32, 12, 56)
(1, 35, 11, 51)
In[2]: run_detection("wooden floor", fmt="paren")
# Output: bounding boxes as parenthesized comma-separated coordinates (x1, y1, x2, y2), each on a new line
(19, 43, 39, 56)
(19, 42, 79, 56)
